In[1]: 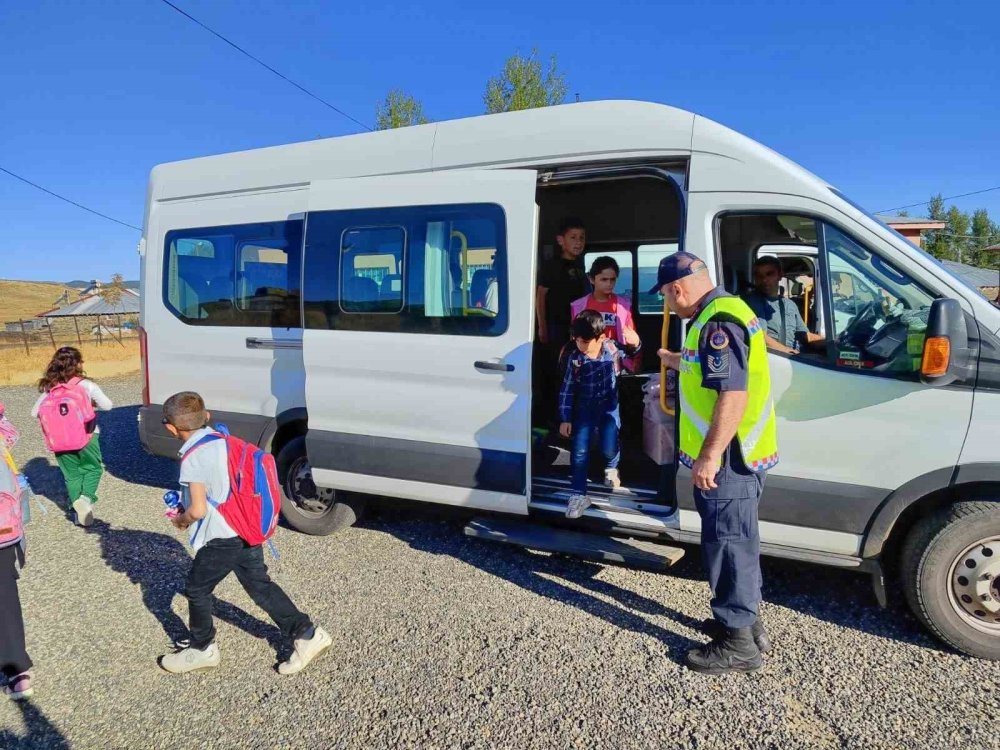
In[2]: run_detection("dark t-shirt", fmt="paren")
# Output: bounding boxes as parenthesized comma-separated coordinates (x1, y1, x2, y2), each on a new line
(538, 254, 590, 329)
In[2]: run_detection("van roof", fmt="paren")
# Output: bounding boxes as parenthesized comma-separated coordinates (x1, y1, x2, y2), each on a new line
(147, 99, 828, 202)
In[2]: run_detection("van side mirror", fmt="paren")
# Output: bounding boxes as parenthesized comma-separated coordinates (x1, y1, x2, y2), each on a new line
(920, 298, 973, 386)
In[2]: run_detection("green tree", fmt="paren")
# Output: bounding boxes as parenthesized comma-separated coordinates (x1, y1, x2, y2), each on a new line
(969, 208, 993, 267)
(945, 206, 971, 263)
(924, 194, 948, 260)
(484, 49, 568, 114)
(375, 89, 429, 130)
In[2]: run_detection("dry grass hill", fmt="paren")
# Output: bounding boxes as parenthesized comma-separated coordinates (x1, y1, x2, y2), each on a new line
(0, 279, 77, 323)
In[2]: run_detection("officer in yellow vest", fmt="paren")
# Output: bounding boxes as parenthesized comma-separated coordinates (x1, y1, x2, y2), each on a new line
(653, 252, 777, 675)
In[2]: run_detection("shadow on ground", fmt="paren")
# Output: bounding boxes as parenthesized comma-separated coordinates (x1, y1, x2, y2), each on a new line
(83, 520, 288, 659)
(361, 499, 942, 658)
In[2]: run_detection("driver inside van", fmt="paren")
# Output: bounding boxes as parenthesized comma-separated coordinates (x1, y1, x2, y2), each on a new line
(746, 257, 824, 355)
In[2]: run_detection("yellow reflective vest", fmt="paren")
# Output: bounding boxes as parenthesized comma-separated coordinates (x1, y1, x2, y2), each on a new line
(678, 295, 778, 473)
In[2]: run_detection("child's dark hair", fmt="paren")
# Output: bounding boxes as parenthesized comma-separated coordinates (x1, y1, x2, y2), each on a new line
(571, 309, 606, 341)
(588, 256, 619, 278)
(163, 391, 208, 431)
(558, 216, 586, 236)
(37, 346, 85, 393)
(753, 256, 782, 273)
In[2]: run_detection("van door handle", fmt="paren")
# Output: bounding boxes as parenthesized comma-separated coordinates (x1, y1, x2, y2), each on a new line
(246, 337, 303, 351)
(474, 360, 515, 372)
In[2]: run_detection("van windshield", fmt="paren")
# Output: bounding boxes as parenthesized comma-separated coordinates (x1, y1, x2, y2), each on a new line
(829, 187, 989, 299)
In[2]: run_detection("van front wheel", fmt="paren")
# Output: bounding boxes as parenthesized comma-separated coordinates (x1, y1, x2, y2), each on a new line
(901, 501, 1000, 660)
(275, 436, 366, 535)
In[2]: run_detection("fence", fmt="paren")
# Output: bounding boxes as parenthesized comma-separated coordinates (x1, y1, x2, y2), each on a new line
(0, 314, 139, 355)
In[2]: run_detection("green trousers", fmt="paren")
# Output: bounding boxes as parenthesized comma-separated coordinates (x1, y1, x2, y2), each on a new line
(55, 433, 104, 504)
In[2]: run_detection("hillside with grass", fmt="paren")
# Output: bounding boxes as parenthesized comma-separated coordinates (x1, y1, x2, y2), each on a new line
(0, 279, 77, 323)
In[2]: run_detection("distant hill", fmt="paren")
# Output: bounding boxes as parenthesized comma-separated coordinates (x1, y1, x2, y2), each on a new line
(0, 280, 78, 322)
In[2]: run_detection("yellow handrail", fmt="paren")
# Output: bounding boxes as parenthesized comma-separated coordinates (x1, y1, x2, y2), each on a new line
(659, 297, 676, 416)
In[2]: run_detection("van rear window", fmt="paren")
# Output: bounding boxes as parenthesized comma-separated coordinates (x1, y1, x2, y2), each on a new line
(163, 220, 303, 328)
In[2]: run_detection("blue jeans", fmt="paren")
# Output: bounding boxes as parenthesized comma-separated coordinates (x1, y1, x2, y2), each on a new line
(570, 407, 620, 494)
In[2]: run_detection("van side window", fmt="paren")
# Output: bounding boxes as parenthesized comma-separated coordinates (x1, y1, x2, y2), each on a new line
(637, 243, 679, 314)
(303, 204, 508, 336)
(164, 220, 303, 327)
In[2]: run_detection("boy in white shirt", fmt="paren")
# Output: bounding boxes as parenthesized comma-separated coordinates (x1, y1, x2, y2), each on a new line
(158, 391, 330, 675)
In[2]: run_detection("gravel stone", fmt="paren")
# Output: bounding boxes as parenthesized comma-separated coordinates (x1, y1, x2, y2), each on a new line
(0, 375, 997, 749)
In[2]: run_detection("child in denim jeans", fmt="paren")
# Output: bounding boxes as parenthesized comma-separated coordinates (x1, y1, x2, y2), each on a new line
(558, 310, 636, 519)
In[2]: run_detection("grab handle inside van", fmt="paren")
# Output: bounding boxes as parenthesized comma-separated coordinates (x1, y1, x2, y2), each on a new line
(659, 299, 676, 417)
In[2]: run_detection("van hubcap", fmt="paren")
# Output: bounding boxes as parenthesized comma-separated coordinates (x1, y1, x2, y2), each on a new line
(287, 457, 335, 516)
(949, 535, 1000, 633)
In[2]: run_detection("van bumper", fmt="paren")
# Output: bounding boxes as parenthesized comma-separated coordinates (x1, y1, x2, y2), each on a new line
(138, 405, 178, 458)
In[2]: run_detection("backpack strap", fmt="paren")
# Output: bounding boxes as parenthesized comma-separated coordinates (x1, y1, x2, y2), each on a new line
(179, 433, 224, 463)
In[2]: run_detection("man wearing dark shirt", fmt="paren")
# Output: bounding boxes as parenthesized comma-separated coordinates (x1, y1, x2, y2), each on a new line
(655, 252, 776, 675)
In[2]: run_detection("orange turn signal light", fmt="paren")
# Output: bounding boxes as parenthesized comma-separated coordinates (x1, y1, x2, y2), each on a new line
(922, 336, 951, 378)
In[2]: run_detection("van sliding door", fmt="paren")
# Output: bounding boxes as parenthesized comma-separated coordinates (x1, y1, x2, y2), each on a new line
(301, 170, 538, 514)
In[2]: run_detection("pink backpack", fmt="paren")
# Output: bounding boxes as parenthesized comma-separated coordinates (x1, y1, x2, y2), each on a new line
(0, 461, 23, 549)
(38, 377, 95, 453)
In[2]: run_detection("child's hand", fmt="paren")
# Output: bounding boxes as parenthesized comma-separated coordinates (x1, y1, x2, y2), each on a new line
(559, 422, 572, 438)
(622, 326, 640, 347)
(170, 514, 190, 531)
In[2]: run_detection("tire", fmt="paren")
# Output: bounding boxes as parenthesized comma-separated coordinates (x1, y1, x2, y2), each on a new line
(275, 436, 367, 536)
(900, 501, 1000, 660)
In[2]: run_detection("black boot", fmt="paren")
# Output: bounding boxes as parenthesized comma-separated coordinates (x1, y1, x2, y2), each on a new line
(685, 626, 763, 675)
(700, 617, 771, 653)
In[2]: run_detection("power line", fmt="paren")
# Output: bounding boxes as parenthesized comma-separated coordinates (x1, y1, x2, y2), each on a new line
(0, 166, 141, 231)
(159, 0, 372, 132)
(878, 186, 1000, 214)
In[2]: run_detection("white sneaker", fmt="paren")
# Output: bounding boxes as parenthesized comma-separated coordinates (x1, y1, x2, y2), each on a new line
(72, 496, 94, 527)
(604, 468, 621, 489)
(566, 494, 591, 519)
(159, 643, 220, 674)
(279, 627, 332, 675)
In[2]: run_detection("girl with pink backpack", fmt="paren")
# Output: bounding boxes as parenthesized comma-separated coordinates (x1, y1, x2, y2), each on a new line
(31, 347, 113, 527)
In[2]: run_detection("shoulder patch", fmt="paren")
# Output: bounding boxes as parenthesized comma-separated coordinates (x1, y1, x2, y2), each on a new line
(709, 329, 730, 350)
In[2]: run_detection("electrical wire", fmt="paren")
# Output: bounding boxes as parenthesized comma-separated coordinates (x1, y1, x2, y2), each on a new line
(158, 0, 372, 132)
(0, 166, 141, 231)
(878, 186, 1000, 214)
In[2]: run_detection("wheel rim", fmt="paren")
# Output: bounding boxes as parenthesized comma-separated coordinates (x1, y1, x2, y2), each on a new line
(947, 534, 1000, 635)
(285, 456, 336, 518)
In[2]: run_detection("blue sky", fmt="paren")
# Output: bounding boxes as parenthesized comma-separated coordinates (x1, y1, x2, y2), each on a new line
(2, 0, 998, 282)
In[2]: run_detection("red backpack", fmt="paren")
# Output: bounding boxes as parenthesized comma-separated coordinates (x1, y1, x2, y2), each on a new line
(182, 425, 281, 546)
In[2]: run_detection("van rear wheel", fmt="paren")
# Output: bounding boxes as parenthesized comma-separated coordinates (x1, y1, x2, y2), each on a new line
(276, 436, 366, 535)
(901, 501, 1000, 660)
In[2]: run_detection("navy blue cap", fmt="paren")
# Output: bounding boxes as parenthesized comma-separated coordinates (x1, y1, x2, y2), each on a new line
(648, 251, 708, 294)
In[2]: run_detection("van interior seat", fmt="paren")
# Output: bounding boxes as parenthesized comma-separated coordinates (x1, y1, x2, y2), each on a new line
(380, 274, 402, 299)
(469, 268, 495, 308)
(343, 275, 380, 310)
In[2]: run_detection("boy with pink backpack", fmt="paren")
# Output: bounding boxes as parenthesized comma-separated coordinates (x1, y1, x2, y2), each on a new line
(158, 391, 331, 675)
(31, 347, 112, 527)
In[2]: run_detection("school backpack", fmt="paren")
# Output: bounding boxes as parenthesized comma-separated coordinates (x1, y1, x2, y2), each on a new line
(0, 460, 23, 550)
(182, 425, 281, 546)
(37, 377, 95, 453)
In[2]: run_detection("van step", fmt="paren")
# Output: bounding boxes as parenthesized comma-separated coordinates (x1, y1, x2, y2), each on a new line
(464, 517, 685, 570)
(530, 476, 676, 517)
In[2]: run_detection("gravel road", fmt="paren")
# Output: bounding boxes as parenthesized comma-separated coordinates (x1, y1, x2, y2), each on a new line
(0, 375, 996, 749)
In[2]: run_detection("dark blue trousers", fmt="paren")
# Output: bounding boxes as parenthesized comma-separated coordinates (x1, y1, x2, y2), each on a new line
(693, 451, 765, 629)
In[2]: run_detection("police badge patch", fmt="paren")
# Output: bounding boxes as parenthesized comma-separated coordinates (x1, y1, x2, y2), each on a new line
(705, 328, 730, 379)
(709, 330, 729, 350)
